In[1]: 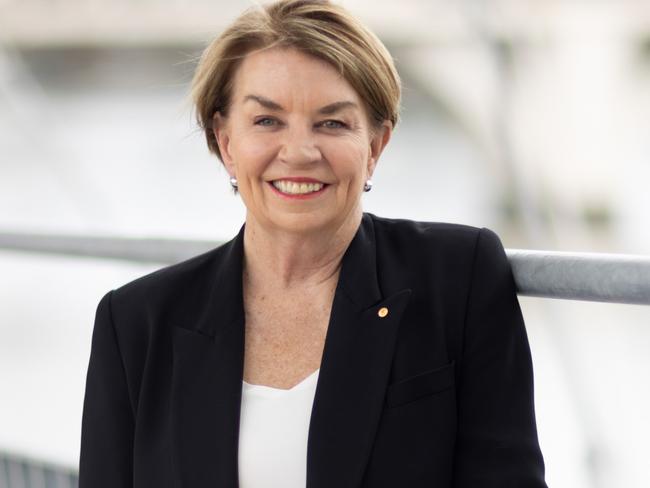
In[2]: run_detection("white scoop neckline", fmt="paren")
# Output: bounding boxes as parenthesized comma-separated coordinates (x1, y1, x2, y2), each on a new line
(242, 368, 320, 394)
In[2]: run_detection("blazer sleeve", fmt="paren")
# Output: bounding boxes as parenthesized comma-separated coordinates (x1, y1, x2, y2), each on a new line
(453, 228, 547, 487)
(79, 291, 134, 487)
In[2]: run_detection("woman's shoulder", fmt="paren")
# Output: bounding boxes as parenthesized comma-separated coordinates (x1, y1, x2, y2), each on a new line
(104, 235, 239, 327)
(365, 213, 514, 303)
(115, 240, 226, 294)
(366, 212, 505, 256)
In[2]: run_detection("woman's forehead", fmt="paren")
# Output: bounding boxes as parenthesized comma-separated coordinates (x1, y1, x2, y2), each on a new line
(231, 47, 361, 108)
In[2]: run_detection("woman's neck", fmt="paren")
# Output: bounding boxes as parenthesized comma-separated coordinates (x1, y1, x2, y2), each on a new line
(242, 208, 362, 291)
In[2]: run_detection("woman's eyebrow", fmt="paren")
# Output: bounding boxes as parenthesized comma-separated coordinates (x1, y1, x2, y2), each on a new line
(318, 100, 358, 115)
(244, 95, 283, 111)
(243, 95, 358, 114)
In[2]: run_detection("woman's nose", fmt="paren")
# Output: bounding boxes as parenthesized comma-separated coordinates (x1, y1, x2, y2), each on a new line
(278, 126, 321, 165)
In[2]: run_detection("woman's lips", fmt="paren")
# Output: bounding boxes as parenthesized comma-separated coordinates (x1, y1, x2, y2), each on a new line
(269, 179, 329, 199)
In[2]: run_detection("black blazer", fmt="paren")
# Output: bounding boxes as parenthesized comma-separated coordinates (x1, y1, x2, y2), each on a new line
(79, 213, 547, 487)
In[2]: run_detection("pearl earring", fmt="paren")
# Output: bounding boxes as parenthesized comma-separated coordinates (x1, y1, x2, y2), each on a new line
(363, 179, 373, 192)
(229, 176, 238, 194)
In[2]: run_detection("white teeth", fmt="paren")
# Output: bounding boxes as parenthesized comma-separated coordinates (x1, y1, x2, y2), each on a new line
(272, 180, 324, 195)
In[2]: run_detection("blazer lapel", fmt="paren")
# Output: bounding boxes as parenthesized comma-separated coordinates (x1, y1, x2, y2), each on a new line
(170, 224, 246, 488)
(307, 215, 412, 488)
(170, 214, 412, 488)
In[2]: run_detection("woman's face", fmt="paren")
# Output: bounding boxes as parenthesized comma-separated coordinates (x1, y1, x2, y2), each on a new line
(213, 47, 391, 237)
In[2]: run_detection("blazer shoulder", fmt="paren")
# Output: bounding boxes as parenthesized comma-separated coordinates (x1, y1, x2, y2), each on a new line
(104, 235, 240, 331)
(367, 213, 493, 250)
(366, 213, 509, 285)
(113, 241, 227, 299)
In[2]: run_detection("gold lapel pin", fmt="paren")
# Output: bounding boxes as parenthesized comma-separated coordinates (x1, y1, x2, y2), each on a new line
(377, 307, 389, 318)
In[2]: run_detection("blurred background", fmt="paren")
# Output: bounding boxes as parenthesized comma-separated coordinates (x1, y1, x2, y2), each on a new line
(1, 0, 649, 486)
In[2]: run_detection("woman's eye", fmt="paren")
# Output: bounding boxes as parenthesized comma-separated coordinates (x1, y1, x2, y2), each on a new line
(255, 118, 277, 127)
(321, 120, 347, 129)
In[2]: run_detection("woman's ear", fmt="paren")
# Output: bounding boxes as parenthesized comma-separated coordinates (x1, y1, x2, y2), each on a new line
(367, 120, 392, 177)
(213, 111, 235, 176)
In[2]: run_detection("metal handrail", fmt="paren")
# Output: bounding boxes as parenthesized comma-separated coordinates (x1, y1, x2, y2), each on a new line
(1, 231, 649, 305)
(0, 231, 216, 265)
(0, 451, 77, 488)
(507, 249, 650, 305)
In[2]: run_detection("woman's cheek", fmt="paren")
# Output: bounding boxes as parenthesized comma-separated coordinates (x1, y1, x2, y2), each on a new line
(236, 136, 276, 164)
(329, 147, 369, 180)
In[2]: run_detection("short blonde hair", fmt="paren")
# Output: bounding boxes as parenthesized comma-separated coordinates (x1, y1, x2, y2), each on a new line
(191, 0, 401, 161)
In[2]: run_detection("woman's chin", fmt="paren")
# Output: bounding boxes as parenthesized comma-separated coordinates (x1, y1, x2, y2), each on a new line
(271, 214, 335, 236)
(253, 209, 351, 238)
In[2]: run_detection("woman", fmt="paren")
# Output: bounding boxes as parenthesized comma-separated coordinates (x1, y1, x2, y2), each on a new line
(79, 0, 547, 487)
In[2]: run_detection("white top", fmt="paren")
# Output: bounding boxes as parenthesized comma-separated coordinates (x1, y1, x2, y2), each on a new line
(238, 369, 320, 488)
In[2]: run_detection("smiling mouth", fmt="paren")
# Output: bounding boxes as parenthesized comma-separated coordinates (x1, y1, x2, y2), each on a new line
(271, 180, 327, 195)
